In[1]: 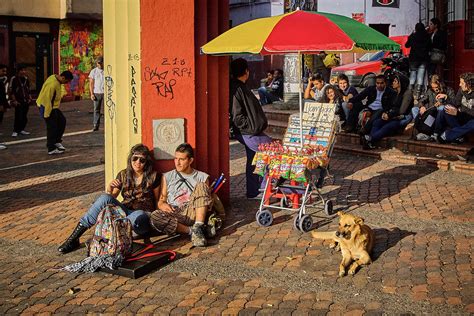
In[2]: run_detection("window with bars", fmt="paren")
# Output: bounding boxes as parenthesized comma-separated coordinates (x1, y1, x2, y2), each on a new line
(467, 0, 474, 49)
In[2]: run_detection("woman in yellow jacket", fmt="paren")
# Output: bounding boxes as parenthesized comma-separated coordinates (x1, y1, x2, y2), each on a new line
(36, 71, 73, 154)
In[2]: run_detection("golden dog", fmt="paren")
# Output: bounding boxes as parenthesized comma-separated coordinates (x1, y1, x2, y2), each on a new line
(311, 211, 374, 276)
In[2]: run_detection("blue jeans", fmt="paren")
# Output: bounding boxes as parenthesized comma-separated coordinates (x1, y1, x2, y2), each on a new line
(80, 193, 151, 235)
(235, 133, 272, 198)
(341, 102, 350, 122)
(433, 106, 446, 134)
(258, 87, 280, 105)
(409, 62, 426, 86)
(370, 115, 412, 142)
(436, 111, 474, 142)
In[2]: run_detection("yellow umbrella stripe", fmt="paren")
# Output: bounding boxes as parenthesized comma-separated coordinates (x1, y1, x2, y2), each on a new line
(201, 11, 295, 55)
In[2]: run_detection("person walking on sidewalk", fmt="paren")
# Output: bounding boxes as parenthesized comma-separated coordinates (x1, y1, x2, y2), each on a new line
(58, 143, 160, 254)
(150, 143, 212, 247)
(230, 58, 272, 199)
(0, 64, 9, 150)
(88, 56, 104, 131)
(36, 71, 73, 155)
(9, 65, 32, 138)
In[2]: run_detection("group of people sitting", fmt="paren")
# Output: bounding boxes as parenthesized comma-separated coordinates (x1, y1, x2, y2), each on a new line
(58, 143, 214, 254)
(257, 69, 284, 105)
(303, 71, 473, 150)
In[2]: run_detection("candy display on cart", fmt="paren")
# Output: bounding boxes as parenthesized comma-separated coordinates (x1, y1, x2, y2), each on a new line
(252, 140, 329, 182)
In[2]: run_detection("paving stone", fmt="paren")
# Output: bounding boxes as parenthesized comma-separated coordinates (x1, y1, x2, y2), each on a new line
(0, 103, 472, 315)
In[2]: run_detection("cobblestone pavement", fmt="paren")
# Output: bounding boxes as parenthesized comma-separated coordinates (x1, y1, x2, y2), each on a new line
(0, 101, 472, 315)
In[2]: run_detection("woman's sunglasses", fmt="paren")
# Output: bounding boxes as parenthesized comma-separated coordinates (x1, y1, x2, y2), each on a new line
(132, 156, 146, 163)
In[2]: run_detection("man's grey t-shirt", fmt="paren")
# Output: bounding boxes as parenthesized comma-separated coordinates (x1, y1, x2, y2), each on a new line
(165, 169, 209, 208)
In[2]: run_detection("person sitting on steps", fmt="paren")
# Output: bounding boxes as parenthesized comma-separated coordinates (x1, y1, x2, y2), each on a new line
(304, 73, 330, 103)
(435, 72, 474, 144)
(414, 74, 456, 141)
(58, 144, 161, 254)
(150, 143, 213, 247)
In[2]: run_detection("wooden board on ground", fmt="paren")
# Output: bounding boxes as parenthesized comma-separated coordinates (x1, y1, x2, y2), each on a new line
(100, 243, 174, 279)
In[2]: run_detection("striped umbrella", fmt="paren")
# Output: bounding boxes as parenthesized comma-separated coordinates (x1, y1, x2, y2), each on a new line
(202, 9, 400, 147)
(202, 10, 400, 55)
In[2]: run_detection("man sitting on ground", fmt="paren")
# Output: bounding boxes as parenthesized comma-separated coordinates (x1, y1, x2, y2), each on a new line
(347, 74, 397, 135)
(150, 143, 212, 247)
(257, 69, 284, 105)
(304, 73, 330, 102)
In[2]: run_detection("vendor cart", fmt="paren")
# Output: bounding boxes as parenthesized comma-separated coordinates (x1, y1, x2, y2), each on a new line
(254, 102, 339, 232)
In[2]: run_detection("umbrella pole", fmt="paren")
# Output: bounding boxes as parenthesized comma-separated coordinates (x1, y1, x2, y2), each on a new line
(298, 51, 303, 149)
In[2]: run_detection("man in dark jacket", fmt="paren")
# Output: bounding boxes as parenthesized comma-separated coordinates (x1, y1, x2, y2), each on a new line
(9, 65, 32, 137)
(230, 58, 272, 198)
(436, 72, 474, 144)
(348, 74, 398, 135)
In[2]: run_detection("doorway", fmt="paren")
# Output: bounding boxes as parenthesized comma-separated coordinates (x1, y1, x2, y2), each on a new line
(13, 33, 52, 93)
(369, 23, 390, 37)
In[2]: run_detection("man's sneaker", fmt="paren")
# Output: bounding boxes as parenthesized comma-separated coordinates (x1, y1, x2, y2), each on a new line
(48, 148, 64, 155)
(0, 144, 6, 150)
(92, 126, 99, 131)
(55, 143, 66, 151)
(19, 130, 30, 135)
(11, 132, 18, 137)
(416, 133, 431, 141)
(190, 223, 207, 247)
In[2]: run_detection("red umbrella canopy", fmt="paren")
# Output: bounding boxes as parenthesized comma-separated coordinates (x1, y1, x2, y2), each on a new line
(202, 10, 400, 55)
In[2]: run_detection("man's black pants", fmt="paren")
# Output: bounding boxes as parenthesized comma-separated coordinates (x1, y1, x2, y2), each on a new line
(13, 102, 30, 133)
(44, 109, 66, 151)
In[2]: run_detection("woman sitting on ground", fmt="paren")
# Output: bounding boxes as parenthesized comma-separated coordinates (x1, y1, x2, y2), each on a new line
(362, 74, 413, 149)
(414, 74, 456, 140)
(58, 143, 161, 254)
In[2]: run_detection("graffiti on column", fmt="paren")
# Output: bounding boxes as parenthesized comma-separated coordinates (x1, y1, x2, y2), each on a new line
(143, 57, 192, 100)
(105, 65, 116, 120)
(130, 65, 139, 134)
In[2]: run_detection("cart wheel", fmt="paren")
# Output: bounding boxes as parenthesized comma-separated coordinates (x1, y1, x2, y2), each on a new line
(293, 215, 301, 231)
(298, 215, 313, 232)
(256, 209, 273, 227)
(280, 198, 292, 208)
(255, 210, 261, 222)
(324, 200, 334, 216)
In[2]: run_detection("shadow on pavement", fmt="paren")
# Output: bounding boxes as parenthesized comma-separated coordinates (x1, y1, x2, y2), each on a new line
(371, 227, 416, 261)
(0, 172, 104, 214)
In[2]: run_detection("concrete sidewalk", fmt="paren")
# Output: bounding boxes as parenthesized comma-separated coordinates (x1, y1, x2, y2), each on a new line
(0, 100, 472, 315)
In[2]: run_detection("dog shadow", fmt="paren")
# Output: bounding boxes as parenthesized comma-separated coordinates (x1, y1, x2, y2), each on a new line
(371, 227, 416, 261)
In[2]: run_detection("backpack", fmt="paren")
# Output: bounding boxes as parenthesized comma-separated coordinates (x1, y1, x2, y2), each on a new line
(323, 54, 340, 68)
(87, 204, 133, 258)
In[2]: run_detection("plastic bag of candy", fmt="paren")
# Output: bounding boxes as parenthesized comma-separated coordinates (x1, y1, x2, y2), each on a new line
(290, 155, 307, 182)
(279, 153, 293, 179)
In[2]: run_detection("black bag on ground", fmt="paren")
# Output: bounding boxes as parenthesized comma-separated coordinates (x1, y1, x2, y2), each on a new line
(414, 107, 437, 136)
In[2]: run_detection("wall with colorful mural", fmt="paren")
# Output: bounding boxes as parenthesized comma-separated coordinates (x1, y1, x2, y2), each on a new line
(59, 20, 103, 100)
